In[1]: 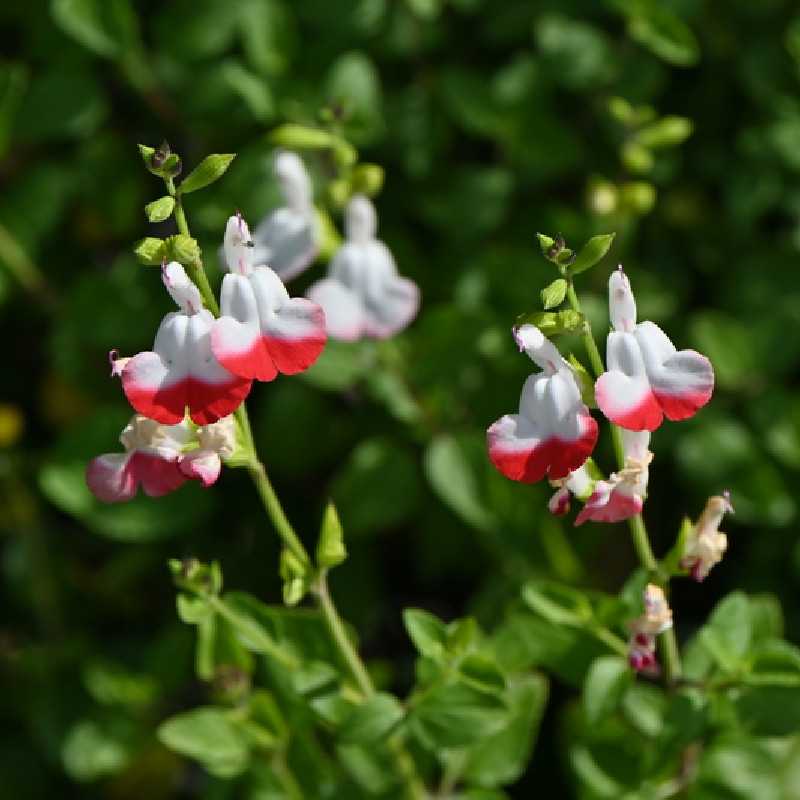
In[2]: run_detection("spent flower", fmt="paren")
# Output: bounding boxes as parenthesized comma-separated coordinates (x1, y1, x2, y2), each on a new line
(681, 493, 733, 581)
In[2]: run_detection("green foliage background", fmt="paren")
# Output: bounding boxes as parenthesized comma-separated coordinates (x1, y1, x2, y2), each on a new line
(3, 0, 800, 797)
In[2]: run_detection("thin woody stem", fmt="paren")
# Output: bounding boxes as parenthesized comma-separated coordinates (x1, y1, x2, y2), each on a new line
(166, 185, 428, 798)
(566, 279, 682, 683)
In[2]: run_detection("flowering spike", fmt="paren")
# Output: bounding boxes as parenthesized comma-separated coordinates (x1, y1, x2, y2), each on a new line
(307, 194, 420, 342)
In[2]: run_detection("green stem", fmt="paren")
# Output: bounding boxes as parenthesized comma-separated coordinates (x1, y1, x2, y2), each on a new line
(165, 177, 220, 315)
(271, 752, 305, 800)
(566, 278, 682, 683)
(312, 571, 374, 697)
(248, 460, 310, 569)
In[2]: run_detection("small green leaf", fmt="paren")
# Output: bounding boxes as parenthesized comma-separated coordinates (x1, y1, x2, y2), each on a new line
(514, 309, 584, 336)
(144, 195, 175, 223)
(583, 656, 632, 726)
(541, 278, 568, 310)
(522, 581, 593, 627)
(460, 653, 507, 693)
(403, 609, 447, 660)
(339, 692, 405, 745)
(317, 502, 347, 569)
(133, 236, 165, 265)
(158, 707, 250, 778)
(621, 141, 654, 174)
(176, 593, 213, 625)
(412, 681, 509, 747)
(179, 153, 236, 194)
(536, 232, 555, 254)
(626, 5, 700, 68)
(137, 143, 155, 166)
(637, 116, 693, 149)
(660, 517, 694, 577)
(269, 123, 336, 149)
(167, 234, 201, 266)
(350, 164, 384, 197)
(568, 234, 615, 276)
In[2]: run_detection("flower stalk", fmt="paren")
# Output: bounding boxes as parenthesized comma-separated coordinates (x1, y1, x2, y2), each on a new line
(566, 277, 682, 683)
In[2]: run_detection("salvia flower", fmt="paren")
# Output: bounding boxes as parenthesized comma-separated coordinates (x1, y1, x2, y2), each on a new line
(210, 213, 327, 381)
(487, 325, 598, 483)
(86, 414, 192, 503)
(681, 492, 733, 581)
(574, 430, 652, 525)
(250, 151, 319, 281)
(179, 415, 239, 488)
(306, 195, 420, 341)
(595, 268, 714, 431)
(113, 262, 252, 425)
(627, 584, 673, 674)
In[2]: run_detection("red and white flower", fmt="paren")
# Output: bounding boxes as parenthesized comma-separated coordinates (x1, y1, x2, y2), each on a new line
(250, 151, 319, 281)
(595, 268, 714, 431)
(681, 493, 733, 581)
(574, 430, 652, 525)
(306, 195, 420, 341)
(113, 262, 252, 425)
(180, 415, 238, 488)
(210, 213, 327, 381)
(86, 414, 192, 503)
(487, 325, 598, 483)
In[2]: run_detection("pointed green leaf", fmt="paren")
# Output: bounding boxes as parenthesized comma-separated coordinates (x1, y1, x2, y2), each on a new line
(541, 278, 568, 310)
(568, 234, 615, 276)
(179, 154, 236, 194)
(144, 195, 175, 223)
(339, 692, 405, 745)
(583, 656, 632, 725)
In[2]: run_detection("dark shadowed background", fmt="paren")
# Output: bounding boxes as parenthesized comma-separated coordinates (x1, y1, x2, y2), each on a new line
(2, 0, 800, 796)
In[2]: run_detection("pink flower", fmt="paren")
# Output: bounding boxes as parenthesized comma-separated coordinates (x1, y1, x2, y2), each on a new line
(86, 415, 192, 503)
(249, 151, 319, 281)
(574, 430, 652, 525)
(681, 492, 733, 581)
(113, 262, 253, 425)
(595, 268, 714, 431)
(487, 325, 598, 483)
(210, 214, 327, 381)
(306, 195, 420, 341)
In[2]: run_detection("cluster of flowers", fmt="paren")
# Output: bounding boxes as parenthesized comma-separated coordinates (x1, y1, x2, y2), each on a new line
(86, 152, 420, 503)
(486, 267, 732, 672)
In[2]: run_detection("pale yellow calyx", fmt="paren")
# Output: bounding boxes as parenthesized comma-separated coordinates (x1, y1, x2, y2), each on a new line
(119, 415, 163, 451)
(197, 415, 237, 458)
(637, 583, 672, 635)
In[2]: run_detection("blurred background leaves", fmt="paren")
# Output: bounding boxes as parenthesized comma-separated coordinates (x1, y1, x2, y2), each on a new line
(3, 0, 800, 796)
